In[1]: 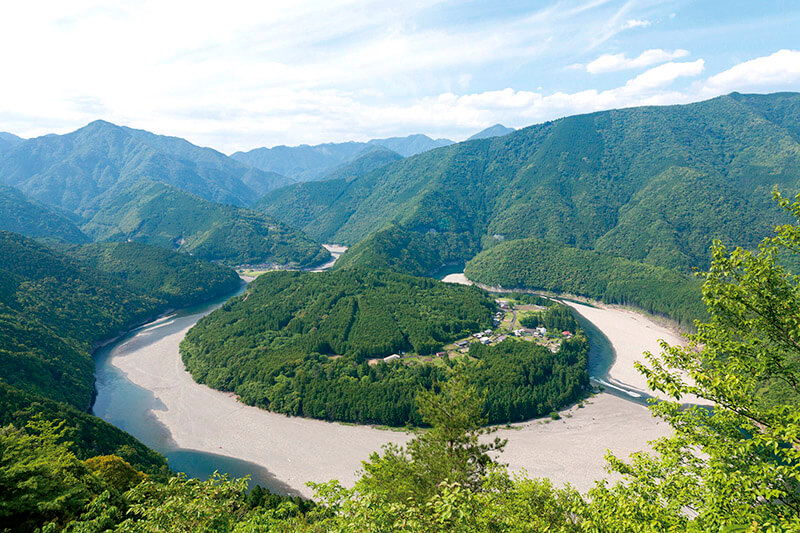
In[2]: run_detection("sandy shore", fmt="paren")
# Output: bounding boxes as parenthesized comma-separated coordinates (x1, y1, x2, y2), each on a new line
(500, 393, 668, 492)
(441, 272, 473, 285)
(111, 313, 409, 498)
(563, 301, 685, 395)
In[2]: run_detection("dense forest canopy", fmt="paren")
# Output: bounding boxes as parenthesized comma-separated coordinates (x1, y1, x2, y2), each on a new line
(0, 119, 292, 212)
(465, 238, 706, 328)
(81, 180, 330, 267)
(180, 269, 588, 425)
(0, 185, 89, 244)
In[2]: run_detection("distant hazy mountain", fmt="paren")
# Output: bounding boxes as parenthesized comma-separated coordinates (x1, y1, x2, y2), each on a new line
(0, 184, 89, 243)
(82, 180, 330, 266)
(0, 121, 293, 213)
(322, 146, 404, 182)
(232, 133, 452, 182)
(466, 124, 515, 141)
(0, 132, 24, 153)
(367, 134, 453, 157)
(257, 92, 800, 275)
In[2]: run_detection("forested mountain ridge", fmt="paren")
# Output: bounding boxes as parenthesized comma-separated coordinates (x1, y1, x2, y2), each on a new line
(466, 123, 515, 141)
(464, 238, 706, 328)
(0, 131, 24, 153)
(257, 92, 800, 274)
(80, 180, 330, 267)
(0, 184, 89, 243)
(0, 120, 293, 213)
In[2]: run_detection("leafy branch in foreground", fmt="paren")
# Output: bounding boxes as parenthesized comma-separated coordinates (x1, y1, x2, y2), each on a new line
(582, 190, 800, 532)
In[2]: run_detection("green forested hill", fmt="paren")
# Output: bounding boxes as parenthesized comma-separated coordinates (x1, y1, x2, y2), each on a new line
(0, 184, 89, 243)
(0, 120, 292, 213)
(0, 131, 24, 153)
(64, 241, 241, 308)
(253, 148, 404, 230)
(81, 180, 330, 267)
(322, 146, 404, 182)
(181, 268, 588, 425)
(0, 232, 241, 475)
(465, 238, 706, 327)
(257, 92, 800, 274)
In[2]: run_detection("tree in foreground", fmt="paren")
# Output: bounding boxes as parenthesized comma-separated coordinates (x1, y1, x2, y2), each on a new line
(306, 375, 582, 532)
(582, 191, 800, 532)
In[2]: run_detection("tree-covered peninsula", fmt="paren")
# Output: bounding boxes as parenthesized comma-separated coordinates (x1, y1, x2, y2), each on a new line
(465, 238, 706, 328)
(180, 269, 588, 425)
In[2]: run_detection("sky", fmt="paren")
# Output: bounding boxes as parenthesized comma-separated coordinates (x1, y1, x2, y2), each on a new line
(1, 0, 799, 153)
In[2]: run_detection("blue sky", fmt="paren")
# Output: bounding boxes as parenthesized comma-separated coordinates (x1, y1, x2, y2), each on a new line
(1, 0, 799, 152)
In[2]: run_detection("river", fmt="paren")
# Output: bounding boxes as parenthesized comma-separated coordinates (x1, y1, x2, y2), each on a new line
(93, 268, 675, 496)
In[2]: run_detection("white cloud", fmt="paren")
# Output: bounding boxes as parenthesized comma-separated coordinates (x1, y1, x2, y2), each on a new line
(623, 60, 705, 91)
(0, 3, 796, 152)
(623, 18, 650, 29)
(702, 49, 800, 94)
(586, 49, 690, 74)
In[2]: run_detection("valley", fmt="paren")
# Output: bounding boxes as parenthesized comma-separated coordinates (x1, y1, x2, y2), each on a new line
(93, 255, 676, 497)
(3, 90, 799, 530)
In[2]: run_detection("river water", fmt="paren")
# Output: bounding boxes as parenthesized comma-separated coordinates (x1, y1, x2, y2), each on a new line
(90, 285, 291, 489)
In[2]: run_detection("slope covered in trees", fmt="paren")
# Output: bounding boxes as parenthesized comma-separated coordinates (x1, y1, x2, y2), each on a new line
(64, 241, 241, 308)
(0, 120, 292, 212)
(0, 232, 242, 479)
(257, 93, 800, 274)
(321, 146, 404, 182)
(81, 180, 330, 267)
(0, 185, 89, 243)
(465, 238, 706, 327)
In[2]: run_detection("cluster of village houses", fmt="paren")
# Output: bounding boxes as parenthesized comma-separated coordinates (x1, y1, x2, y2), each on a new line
(380, 300, 574, 362)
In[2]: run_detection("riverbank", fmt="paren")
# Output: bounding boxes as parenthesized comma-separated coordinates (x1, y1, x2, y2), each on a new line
(107, 310, 409, 498)
(94, 268, 684, 498)
(562, 300, 684, 396)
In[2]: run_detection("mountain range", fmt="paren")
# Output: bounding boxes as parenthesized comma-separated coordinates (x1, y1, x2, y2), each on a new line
(0, 120, 293, 212)
(231, 125, 514, 182)
(230, 134, 452, 182)
(256, 92, 800, 276)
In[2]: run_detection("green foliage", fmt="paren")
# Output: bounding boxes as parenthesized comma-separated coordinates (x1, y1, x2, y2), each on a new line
(64, 241, 241, 308)
(519, 304, 579, 331)
(81, 180, 330, 267)
(181, 269, 589, 425)
(467, 336, 589, 424)
(84, 456, 147, 494)
(0, 382, 168, 477)
(359, 376, 507, 504)
(0, 420, 105, 532)
(581, 190, 800, 530)
(0, 120, 292, 212)
(333, 224, 480, 277)
(0, 185, 89, 244)
(466, 238, 706, 328)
